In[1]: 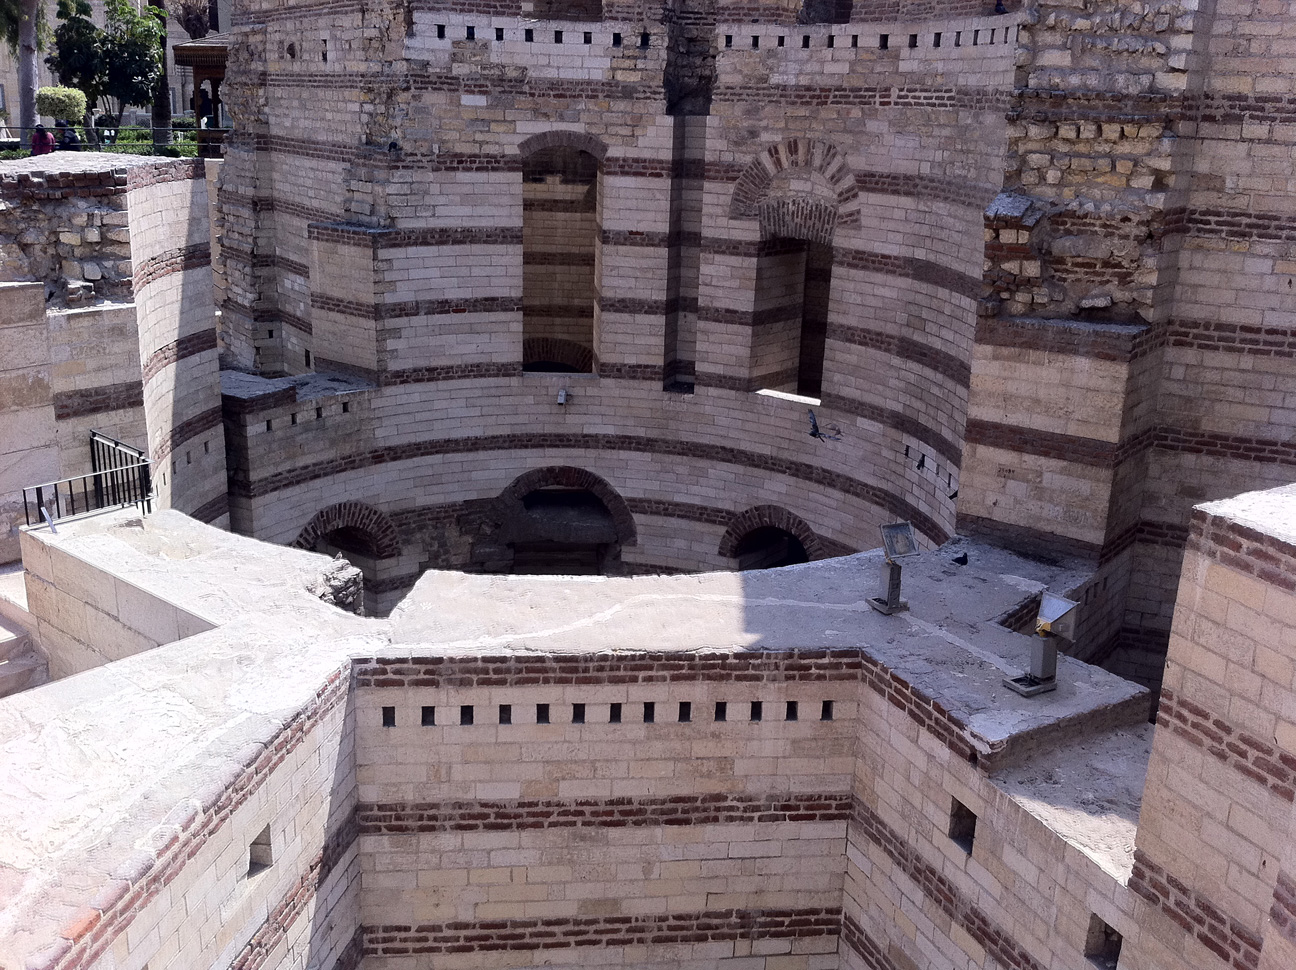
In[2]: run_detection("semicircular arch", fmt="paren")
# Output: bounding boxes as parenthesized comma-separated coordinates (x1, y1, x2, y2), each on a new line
(517, 130, 609, 162)
(728, 138, 861, 229)
(718, 505, 825, 561)
(496, 465, 637, 547)
(292, 501, 403, 559)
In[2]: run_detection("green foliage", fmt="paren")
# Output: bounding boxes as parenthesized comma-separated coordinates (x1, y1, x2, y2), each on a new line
(35, 84, 86, 120)
(46, 0, 163, 115)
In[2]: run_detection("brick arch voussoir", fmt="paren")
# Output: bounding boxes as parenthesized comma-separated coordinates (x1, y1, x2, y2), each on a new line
(728, 137, 861, 224)
(718, 505, 826, 561)
(292, 501, 403, 559)
(517, 130, 609, 162)
(498, 465, 637, 546)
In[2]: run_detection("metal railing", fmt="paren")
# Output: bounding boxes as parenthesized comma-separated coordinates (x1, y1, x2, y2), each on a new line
(22, 431, 153, 528)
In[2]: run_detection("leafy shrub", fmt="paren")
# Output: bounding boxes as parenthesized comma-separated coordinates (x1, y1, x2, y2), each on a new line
(36, 86, 88, 122)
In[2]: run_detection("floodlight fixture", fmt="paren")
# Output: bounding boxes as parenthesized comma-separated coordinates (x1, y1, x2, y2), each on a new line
(869, 521, 919, 615)
(1004, 592, 1079, 697)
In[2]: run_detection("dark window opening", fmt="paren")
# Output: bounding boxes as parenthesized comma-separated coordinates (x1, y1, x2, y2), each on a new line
(381, 706, 396, 727)
(573, 702, 586, 723)
(537, 703, 550, 724)
(643, 701, 655, 723)
(678, 701, 691, 722)
(248, 825, 273, 876)
(751, 237, 832, 398)
(908, 33, 917, 48)
(507, 487, 620, 576)
(949, 799, 977, 854)
(715, 701, 727, 721)
(421, 705, 436, 726)
(734, 526, 810, 571)
(609, 702, 622, 723)
(750, 700, 763, 722)
(821, 700, 834, 720)
(499, 704, 512, 724)
(460, 705, 474, 725)
(785, 700, 798, 721)
(1084, 915, 1123, 970)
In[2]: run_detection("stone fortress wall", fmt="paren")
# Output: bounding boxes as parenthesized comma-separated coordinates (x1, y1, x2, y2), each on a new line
(197, 0, 1296, 690)
(3, 484, 1296, 970)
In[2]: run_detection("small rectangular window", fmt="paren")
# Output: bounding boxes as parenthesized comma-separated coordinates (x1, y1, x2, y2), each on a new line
(248, 825, 273, 876)
(421, 705, 435, 726)
(750, 700, 763, 722)
(933, 32, 941, 48)
(304, 349, 312, 367)
(955, 31, 962, 47)
(554, 30, 562, 43)
(612, 32, 622, 47)
(639, 31, 649, 47)
(465, 25, 475, 39)
(821, 700, 834, 721)
(879, 34, 888, 50)
(315, 407, 323, 419)
(381, 706, 396, 727)
(973, 29, 980, 45)
(751, 35, 759, 50)
(850, 35, 857, 48)
(609, 702, 622, 723)
(496, 27, 504, 40)
(499, 704, 511, 724)
(1084, 914, 1123, 969)
(525, 28, 534, 41)
(908, 33, 918, 48)
(290, 413, 297, 426)
(950, 798, 977, 854)
(341, 401, 350, 413)
(785, 700, 799, 721)
(460, 705, 474, 726)
(572, 703, 586, 724)
(714, 701, 727, 722)
(536, 703, 550, 724)
(826, 35, 833, 48)
(801, 35, 810, 48)
(678, 701, 691, 722)
(583, 31, 591, 44)
(724, 34, 732, 48)
(643, 701, 656, 723)
(436, 24, 445, 39)
(777, 35, 785, 47)
(265, 419, 273, 432)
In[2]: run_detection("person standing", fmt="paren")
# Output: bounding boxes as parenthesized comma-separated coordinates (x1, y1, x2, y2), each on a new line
(30, 124, 56, 155)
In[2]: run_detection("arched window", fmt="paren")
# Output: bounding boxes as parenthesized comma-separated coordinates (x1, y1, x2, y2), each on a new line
(732, 526, 811, 570)
(751, 237, 832, 398)
(522, 145, 601, 373)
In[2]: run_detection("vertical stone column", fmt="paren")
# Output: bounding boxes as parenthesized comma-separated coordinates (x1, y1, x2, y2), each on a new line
(0, 283, 59, 563)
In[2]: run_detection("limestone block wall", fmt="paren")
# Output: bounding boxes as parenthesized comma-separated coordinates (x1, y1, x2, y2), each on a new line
(353, 652, 857, 969)
(127, 160, 229, 527)
(0, 283, 58, 563)
(17, 526, 216, 679)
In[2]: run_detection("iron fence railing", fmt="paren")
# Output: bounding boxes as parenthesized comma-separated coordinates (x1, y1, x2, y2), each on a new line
(22, 431, 153, 528)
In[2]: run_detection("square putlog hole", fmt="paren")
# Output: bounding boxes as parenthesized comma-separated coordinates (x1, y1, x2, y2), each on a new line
(949, 798, 976, 854)
(1084, 914, 1122, 969)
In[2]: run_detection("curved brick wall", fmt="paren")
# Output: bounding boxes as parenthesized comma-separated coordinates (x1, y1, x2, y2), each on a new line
(217, 2, 1020, 582)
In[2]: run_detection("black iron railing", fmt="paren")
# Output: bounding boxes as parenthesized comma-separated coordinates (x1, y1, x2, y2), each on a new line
(22, 431, 153, 528)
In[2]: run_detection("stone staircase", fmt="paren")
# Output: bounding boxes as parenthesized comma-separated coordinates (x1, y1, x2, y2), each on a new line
(0, 565, 47, 698)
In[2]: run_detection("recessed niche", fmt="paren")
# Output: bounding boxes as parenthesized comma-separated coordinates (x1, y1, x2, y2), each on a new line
(643, 701, 656, 723)
(499, 704, 512, 725)
(678, 701, 691, 722)
(715, 701, 727, 722)
(536, 703, 550, 724)
(750, 700, 763, 722)
(785, 700, 798, 721)
(248, 825, 273, 876)
(821, 700, 834, 720)
(949, 798, 977, 854)
(573, 703, 586, 724)
(421, 705, 435, 726)
(609, 702, 622, 723)
(460, 705, 474, 725)
(1084, 915, 1122, 969)
(381, 706, 395, 727)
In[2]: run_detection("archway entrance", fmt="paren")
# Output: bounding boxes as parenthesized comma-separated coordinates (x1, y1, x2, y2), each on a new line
(732, 526, 810, 570)
(509, 486, 619, 574)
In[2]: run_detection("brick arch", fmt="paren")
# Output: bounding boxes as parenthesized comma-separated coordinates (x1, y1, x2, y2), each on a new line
(497, 466, 637, 547)
(292, 501, 403, 559)
(729, 138, 861, 229)
(517, 130, 608, 162)
(523, 337, 595, 373)
(718, 505, 826, 561)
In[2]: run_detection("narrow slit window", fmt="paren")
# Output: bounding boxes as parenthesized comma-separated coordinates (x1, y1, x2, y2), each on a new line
(750, 700, 763, 722)
(573, 702, 586, 724)
(643, 701, 656, 723)
(879, 33, 888, 50)
(609, 702, 622, 723)
(678, 701, 691, 722)
(786, 700, 798, 721)
(248, 825, 273, 876)
(949, 798, 977, 854)
(496, 27, 504, 40)
(908, 33, 918, 48)
(499, 703, 512, 724)
(821, 700, 834, 721)
(436, 23, 445, 38)
(536, 703, 550, 724)
(460, 705, 474, 726)
(714, 701, 728, 722)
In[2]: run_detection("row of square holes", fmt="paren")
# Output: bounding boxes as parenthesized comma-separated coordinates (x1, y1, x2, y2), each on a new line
(436, 24, 651, 47)
(265, 399, 350, 432)
(428, 25, 1014, 51)
(381, 699, 834, 727)
(949, 797, 1121, 968)
(725, 26, 1014, 50)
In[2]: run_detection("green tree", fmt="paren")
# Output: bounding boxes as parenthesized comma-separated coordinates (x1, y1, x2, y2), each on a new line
(36, 84, 86, 120)
(46, 0, 164, 144)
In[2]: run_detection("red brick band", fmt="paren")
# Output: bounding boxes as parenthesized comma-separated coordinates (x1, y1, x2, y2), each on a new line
(141, 330, 219, 386)
(52, 382, 144, 421)
(189, 492, 230, 525)
(850, 796, 1046, 970)
(358, 792, 851, 835)
(840, 912, 905, 970)
(829, 324, 971, 388)
(35, 668, 350, 970)
(1157, 689, 1296, 803)
(226, 430, 951, 544)
(1271, 871, 1296, 949)
(134, 242, 212, 290)
(363, 906, 840, 957)
(975, 315, 1149, 362)
(151, 405, 223, 463)
(1130, 849, 1262, 970)
(1187, 504, 1296, 594)
(1165, 318, 1296, 359)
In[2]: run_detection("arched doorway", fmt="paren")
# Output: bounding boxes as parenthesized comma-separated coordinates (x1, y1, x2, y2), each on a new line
(510, 486, 620, 574)
(731, 526, 810, 570)
(292, 502, 403, 613)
